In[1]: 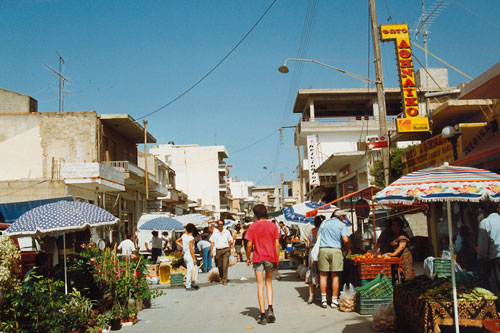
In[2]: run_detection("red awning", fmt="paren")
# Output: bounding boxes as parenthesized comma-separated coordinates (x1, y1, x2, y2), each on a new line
(305, 186, 381, 218)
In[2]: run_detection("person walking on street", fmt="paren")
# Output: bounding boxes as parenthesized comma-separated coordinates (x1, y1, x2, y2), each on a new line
(278, 221, 289, 250)
(305, 215, 325, 304)
(145, 230, 163, 263)
(233, 224, 244, 262)
(318, 210, 351, 309)
(210, 219, 233, 285)
(245, 204, 280, 325)
(175, 223, 199, 290)
(477, 201, 500, 306)
(197, 233, 212, 272)
(118, 234, 136, 256)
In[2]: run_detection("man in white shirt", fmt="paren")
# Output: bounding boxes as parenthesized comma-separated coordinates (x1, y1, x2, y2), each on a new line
(117, 234, 136, 256)
(210, 219, 233, 285)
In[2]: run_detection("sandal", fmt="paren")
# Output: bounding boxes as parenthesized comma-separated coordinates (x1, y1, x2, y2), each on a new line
(307, 298, 313, 305)
(321, 300, 328, 308)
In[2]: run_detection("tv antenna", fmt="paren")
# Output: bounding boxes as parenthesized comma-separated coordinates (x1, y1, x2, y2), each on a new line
(412, 0, 449, 69)
(45, 51, 67, 112)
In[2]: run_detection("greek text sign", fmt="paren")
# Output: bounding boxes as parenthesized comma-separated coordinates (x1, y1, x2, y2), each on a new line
(307, 135, 320, 187)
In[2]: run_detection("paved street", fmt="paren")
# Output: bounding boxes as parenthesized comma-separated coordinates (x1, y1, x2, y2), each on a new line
(124, 262, 373, 333)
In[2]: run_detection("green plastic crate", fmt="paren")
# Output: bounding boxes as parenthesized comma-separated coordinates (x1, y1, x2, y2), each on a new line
(356, 294, 393, 315)
(170, 273, 184, 286)
(434, 258, 452, 278)
(356, 274, 393, 298)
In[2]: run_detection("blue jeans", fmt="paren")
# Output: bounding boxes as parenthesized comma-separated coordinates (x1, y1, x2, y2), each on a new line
(202, 247, 212, 272)
(184, 252, 194, 288)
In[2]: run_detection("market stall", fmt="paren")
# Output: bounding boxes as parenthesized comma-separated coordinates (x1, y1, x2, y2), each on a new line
(375, 163, 500, 332)
(394, 275, 498, 332)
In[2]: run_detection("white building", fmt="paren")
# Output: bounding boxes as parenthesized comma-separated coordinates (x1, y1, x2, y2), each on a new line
(294, 69, 450, 203)
(150, 143, 229, 219)
(252, 185, 282, 214)
(229, 178, 257, 220)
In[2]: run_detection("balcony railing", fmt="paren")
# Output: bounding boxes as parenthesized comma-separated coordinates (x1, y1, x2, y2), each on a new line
(219, 184, 227, 191)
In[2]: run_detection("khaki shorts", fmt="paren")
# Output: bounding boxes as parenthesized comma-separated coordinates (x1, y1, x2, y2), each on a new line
(318, 247, 344, 272)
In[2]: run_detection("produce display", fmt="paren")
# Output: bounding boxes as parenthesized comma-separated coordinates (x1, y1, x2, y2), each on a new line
(400, 275, 498, 303)
(350, 253, 390, 261)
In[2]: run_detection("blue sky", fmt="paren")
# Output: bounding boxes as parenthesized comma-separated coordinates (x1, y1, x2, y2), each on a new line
(1, 0, 499, 185)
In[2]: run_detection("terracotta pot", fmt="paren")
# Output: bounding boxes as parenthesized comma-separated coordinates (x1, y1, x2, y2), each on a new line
(135, 299, 143, 311)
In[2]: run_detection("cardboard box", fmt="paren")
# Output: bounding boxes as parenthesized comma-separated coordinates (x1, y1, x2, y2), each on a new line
(146, 264, 159, 276)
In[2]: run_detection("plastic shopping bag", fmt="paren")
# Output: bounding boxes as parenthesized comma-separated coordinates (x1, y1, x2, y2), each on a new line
(192, 264, 199, 283)
(372, 304, 396, 331)
(310, 234, 321, 261)
(339, 283, 356, 312)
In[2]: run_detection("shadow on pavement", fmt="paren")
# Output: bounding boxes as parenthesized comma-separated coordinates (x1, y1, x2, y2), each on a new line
(341, 319, 373, 333)
(240, 306, 260, 320)
(294, 286, 309, 302)
(274, 271, 298, 282)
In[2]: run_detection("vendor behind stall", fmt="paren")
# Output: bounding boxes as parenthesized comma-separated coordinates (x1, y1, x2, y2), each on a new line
(386, 218, 413, 281)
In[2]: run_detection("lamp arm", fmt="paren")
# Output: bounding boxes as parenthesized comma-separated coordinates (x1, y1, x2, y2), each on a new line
(282, 58, 375, 84)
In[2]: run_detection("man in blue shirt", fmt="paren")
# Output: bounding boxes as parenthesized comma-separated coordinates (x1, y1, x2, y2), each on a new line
(477, 201, 500, 306)
(318, 209, 351, 308)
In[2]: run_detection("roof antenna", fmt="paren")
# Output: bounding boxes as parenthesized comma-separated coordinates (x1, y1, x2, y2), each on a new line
(45, 51, 67, 112)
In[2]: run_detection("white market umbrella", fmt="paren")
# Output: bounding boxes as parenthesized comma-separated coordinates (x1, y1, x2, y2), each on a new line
(5, 200, 119, 294)
(375, 162, 500, 332)
(174, 213, 210, 228)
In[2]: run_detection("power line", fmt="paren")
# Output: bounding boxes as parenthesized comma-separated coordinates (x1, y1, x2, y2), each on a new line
(272, 0, 318, 180)
(453, 1, 500, 29)
(229, 129, 278, 155)
(136, 0, 278, 120)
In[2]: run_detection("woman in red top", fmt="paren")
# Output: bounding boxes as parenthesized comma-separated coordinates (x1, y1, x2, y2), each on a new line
(245, 204, 280, 325)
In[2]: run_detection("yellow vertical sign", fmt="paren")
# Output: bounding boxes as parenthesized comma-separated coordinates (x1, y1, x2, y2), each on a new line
(380, 24, 430, 133)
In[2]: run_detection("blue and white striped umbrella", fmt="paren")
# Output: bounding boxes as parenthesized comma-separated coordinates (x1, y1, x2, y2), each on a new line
(138, 216, 184, 232)
(5, 200, 119, 237)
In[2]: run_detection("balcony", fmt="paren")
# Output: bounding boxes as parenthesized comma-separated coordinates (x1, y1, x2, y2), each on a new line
(149, 183, 170, 197)
(219, 183, 227, 192)
(219, 204, 230, 213)
(61, 163, 125, 192)
(103, 161, 156, 189)
(218, 163, 227, 173)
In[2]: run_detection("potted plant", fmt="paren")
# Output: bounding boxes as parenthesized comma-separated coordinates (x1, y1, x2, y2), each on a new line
(109, 304, 122, 331)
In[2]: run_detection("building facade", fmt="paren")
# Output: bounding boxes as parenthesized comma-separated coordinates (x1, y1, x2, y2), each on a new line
(0, 88, 176, 243)
(150, 143, 229, 219)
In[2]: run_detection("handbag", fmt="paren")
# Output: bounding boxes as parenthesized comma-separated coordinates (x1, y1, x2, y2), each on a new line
(310, 234, 321, 261)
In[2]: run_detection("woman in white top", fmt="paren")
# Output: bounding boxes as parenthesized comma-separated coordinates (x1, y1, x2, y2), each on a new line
(175, 223, 199, 290)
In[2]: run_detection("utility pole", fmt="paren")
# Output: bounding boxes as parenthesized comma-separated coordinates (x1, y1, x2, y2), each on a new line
(280, 172, 285, 210)
(143, 120, 149, 200)
(369, 0, 390, 186)
(296, 129, 305, 203)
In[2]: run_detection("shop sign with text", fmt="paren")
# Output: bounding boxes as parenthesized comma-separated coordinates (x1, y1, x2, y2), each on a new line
(402, 134, 456, 174)
(381, 23, 430, 133)
(307, 135, 320, 187)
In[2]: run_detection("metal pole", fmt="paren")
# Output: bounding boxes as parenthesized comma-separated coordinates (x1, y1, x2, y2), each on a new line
(296, 127, 305, 202)
(446, 200, 460, 332)
(369, 0, 390, 187)
(63, 233, 67, 295)
(143, 120, 149, 200)
(280, 172, 285, 210)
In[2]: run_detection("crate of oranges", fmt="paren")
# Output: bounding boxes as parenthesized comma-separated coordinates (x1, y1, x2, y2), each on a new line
(350, 253, 401, 280)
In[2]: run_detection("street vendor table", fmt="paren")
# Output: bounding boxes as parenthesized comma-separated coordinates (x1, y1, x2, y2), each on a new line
(394, 285, 498, 333)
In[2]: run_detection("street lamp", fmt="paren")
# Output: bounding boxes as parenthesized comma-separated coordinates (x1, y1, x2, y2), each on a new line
(442, 125, 460, 161)
(278, 58, 375, 84)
